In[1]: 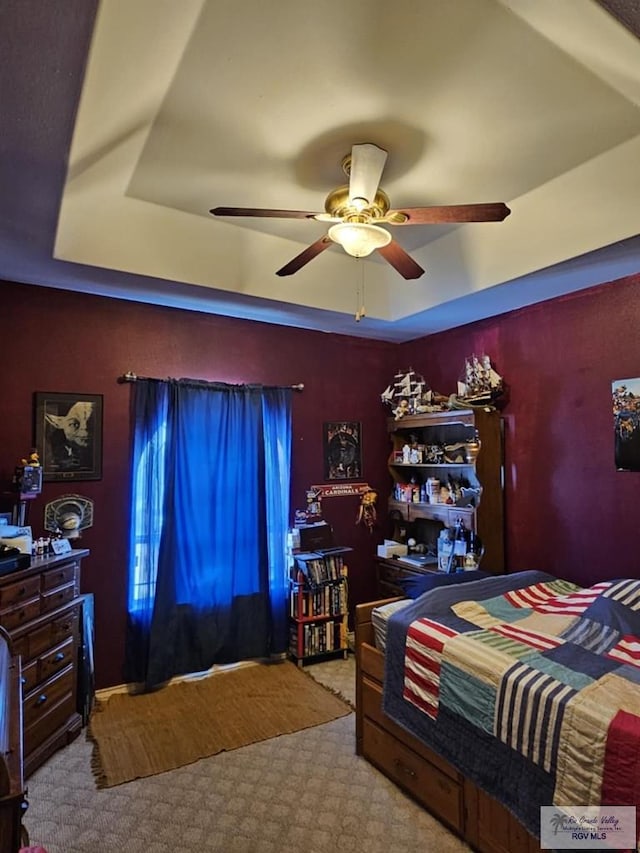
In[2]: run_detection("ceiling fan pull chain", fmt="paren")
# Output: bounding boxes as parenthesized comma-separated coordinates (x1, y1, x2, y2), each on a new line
(355, 260, 366, 323)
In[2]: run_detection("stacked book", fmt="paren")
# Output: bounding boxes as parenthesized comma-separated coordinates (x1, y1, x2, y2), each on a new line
(294, 547, 352, 585)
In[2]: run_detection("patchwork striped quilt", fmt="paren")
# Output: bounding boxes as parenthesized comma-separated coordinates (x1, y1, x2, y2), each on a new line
(382, 572, 640, 839)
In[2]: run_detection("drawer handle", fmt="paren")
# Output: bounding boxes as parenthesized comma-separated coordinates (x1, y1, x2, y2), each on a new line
(20, 677, 27, 685)
(35, 693, 48, 706)
(19, 586, 26, 595)
(18, 610, 26, 620)
(394, 758, 417, 780)
(53, 652, 65, 662)
(60, 622, 71, 631)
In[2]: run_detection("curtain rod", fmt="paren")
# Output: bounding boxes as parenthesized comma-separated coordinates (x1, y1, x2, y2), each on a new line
(117, 371, 304, 391)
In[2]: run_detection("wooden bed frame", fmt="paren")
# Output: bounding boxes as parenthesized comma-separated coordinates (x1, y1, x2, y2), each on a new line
(355, 599, 543, 853)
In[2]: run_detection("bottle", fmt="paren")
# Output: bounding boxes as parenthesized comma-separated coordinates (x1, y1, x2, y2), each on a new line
(464, 530, 483, 570)
(453, 517, 467, 572)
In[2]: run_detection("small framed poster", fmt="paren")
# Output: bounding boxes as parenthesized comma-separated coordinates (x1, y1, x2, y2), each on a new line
(613, 378, 640, 471)
(323, 421, 362, 480)
(34, 392, 103, 482)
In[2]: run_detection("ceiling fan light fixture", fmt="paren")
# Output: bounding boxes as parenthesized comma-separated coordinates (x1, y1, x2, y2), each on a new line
(328, 222, 392, 258)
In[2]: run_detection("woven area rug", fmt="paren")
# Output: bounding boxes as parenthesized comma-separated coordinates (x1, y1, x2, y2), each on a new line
(88, 661, 351, 788)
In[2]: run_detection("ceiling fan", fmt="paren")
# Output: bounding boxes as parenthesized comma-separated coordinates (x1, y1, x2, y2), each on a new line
(210, 144, 511, 280)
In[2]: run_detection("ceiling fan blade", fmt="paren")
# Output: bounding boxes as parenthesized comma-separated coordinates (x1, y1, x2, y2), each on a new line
(210, 207, 319, 219)
(377, 240, 425, 280)
(349, 144, 388, 205)
(275, 236, 333, 276)
(386, 202, 511, 225)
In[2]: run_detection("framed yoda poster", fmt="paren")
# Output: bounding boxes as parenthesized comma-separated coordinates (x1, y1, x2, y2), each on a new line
(34, 392, 103, 481)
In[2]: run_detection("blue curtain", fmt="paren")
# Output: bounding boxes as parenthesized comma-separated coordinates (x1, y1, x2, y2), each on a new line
(125, 378, 292, 689)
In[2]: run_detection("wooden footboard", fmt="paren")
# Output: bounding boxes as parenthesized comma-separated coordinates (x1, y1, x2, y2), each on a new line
(354, 601, 543, 853)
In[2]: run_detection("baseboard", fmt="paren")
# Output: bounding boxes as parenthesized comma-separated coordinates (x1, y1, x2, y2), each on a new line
(95, 660, 258, 701)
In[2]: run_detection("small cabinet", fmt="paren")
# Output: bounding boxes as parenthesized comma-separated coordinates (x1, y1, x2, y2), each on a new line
(387, 409, 504, 574)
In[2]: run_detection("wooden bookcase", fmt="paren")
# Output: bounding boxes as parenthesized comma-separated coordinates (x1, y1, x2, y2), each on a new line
(288, 550, 349, 666)
(386, 409, 504, 574)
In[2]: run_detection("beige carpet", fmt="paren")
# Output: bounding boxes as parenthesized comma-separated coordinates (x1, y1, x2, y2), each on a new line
(88, 660, 351, 788)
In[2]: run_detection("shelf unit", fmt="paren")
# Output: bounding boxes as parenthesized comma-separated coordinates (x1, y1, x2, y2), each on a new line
(289, 550, 349, 666)
(386, 409, 504, 574)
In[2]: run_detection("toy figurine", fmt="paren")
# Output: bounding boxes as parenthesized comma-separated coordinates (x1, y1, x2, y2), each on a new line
(20, 448, 40, 467)
(356, 489, 377, 532)
(393, 398, 410, 421)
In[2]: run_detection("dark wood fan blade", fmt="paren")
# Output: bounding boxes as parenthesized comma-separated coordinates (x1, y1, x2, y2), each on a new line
(210, 207, 319, 219)
(276, 236, 333, 276)
(388, 202, 511, 225)
(378, 240, 425, 280)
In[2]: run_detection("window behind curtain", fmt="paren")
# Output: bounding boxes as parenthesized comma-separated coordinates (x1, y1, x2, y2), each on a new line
(125, 379, 292, 688)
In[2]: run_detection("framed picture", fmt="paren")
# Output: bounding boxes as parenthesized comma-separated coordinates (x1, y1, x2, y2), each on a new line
(34, 392, 103, 482)
(612, 378, 640, 471)
(323, 421, 362, 480)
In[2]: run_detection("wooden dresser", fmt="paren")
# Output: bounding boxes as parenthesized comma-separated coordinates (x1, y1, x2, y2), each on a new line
(0, 549, 88, 778)
(0, 626, 25, 853)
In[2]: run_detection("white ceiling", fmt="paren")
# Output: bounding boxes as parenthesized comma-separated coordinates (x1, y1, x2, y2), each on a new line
(7, 0, 640, 341)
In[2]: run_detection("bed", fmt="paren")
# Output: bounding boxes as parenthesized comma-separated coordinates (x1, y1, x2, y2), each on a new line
(355, 571, 640, 853)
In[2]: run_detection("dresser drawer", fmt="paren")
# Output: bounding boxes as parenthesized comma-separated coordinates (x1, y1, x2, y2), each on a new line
(379, 579, 403, 598)
(40, 636, 75, 682)
(19, 604, 79, 662)
(23, 664, 75, 730)
(21, 658, 39, 695)
(50, 606, 79, 645)
(41, 582, 75, 615)
(362, 676, 459, 780)
(378, 562, 420, 584)
(23, 689, 77, 758)
(0, 597, 41, 632)
(362, 717, 463, 832)
(360, 642, 384, 683)
(42, 561, 78, 591)
(0, 575, 40, 608)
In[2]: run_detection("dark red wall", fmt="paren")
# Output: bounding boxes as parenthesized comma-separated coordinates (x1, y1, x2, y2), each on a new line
(3, 273, 640, 688)
(399, 273, 640, 587)
(1, 281, 395, 688)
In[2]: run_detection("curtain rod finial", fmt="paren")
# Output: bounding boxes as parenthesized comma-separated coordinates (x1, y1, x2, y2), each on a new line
(292, 383, 304, 391)
(118, 371, 138, 384)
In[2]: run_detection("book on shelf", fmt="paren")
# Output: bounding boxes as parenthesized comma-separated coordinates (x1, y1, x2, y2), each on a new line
(293, 547, 352, 585)
(290, 619, 346, 658)
(290, 583, 347, 619)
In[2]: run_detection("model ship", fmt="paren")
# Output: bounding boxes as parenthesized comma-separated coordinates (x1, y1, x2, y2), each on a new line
(457, 354, 503, 405)
(381, 368, 433, 418)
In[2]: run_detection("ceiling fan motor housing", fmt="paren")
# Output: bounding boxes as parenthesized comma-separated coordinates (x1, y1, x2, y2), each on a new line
(323, 185, 391, 223)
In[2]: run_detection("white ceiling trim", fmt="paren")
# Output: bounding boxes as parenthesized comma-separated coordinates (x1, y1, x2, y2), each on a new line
(53, 0, 640, 339)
